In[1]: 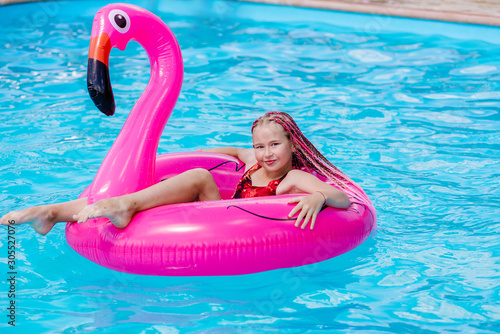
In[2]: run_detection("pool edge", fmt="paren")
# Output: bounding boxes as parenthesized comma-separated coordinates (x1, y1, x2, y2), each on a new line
(238, 0, 500, 26)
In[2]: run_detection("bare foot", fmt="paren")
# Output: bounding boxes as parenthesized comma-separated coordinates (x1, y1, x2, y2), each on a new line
(0, 206, 57, 235)
(73, 197, 135, 229)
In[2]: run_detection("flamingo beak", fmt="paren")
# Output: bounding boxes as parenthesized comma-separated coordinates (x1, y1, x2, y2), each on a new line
(87, 33, 115, 116)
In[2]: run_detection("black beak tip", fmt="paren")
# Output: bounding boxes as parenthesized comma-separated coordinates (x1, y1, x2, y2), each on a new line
(98, 105, 115, 117)
(102, 108, 115, 117)
(87, 58, 115, 117)
(88, 87, 115, 116)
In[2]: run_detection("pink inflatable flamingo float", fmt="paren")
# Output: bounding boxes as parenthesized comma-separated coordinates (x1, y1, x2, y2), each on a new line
(65, 4, 376, 276)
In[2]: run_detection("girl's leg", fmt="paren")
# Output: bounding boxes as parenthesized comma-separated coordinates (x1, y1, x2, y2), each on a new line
(73, 168, 221, 229)
(0, 198, 87, 235)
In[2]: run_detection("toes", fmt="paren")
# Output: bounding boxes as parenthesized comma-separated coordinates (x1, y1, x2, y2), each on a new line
(75, 207, 91, 223)
(1, 213, 17, 226)
(75, 204, 103, 223)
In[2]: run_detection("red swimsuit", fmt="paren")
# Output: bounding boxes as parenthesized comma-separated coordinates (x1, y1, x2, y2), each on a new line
(232, 163, 288, 199)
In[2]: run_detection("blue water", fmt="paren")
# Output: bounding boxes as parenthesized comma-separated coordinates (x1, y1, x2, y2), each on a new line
(1, 0, 499, 332)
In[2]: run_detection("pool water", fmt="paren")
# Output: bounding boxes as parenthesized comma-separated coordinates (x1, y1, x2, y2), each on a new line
(1, 0, 499, 332)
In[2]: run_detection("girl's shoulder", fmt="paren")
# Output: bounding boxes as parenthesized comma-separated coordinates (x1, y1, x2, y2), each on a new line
(238, 148, 257, 171)
(277, 169, 315, 195)
(278, 168, 331, 195)
(282, 169, 312, 185)
(283, 168, 328, 186)
(289, 168, 316, 177)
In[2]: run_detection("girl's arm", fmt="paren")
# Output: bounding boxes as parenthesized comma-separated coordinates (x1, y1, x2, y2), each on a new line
(199, 147, 256, 166)
(199, 147, 241, 158)
(279, 170, 350, 230)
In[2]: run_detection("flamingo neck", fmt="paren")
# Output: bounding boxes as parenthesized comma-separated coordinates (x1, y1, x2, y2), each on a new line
(88, 28, 183, 204)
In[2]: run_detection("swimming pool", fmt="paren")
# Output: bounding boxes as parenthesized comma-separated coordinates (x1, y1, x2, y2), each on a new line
(1, 0, 499, 332)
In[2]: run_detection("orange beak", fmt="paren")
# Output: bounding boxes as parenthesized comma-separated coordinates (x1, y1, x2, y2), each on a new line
(87, 33, 115, 116)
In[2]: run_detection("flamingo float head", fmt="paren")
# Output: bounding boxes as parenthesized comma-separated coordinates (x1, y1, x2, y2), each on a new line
(87, 4, 136, 116)
(87, 3, 176, 116)
(85, 4, 183, 203)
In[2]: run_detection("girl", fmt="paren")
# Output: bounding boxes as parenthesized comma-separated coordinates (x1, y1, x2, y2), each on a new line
(0, 112, 350, 234)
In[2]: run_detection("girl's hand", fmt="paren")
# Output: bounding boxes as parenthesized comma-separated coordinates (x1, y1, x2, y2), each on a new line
(288, 192, 326, 230)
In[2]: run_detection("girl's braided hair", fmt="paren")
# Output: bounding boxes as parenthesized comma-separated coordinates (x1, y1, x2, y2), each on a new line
(252, 111, 350, 188)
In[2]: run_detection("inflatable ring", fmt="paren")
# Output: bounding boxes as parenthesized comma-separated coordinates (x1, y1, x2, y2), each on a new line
(65, 4, 376, 276)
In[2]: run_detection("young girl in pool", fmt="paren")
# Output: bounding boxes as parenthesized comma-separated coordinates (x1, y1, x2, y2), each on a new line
(0, 112, 351, 234)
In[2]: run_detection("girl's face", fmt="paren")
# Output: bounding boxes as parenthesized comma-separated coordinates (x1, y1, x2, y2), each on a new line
(252, 122, 294, 176)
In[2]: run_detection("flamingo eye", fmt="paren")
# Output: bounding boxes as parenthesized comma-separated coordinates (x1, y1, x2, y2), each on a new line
(115, 15, 126, 28)
(108, 9, 130, 33)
